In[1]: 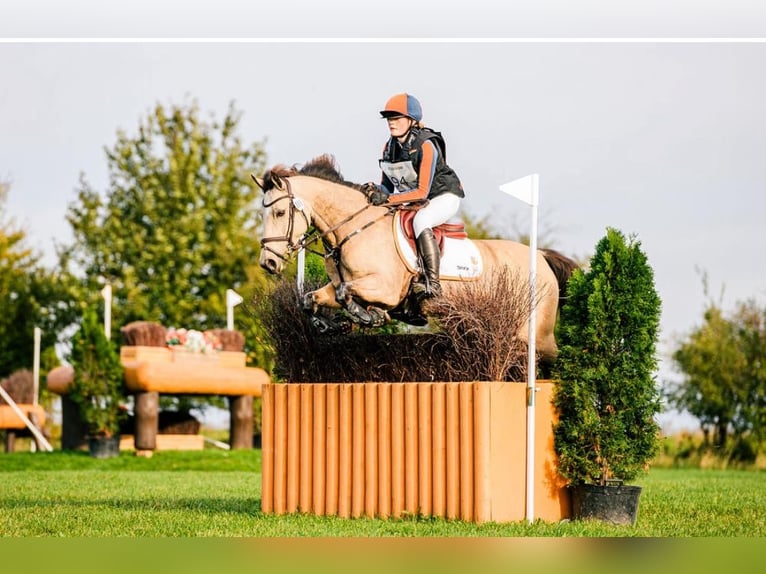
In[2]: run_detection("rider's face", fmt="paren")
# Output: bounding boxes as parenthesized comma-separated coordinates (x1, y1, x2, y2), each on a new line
(386, 116, 412, 139)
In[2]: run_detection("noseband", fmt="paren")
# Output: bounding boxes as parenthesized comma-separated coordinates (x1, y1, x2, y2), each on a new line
(260, 178, 311, 262)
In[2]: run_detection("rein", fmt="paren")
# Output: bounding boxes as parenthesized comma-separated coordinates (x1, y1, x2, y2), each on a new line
(260, 178, 394, 265)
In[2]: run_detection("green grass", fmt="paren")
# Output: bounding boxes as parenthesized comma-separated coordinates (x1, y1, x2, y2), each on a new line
(1, 450, 764, 537)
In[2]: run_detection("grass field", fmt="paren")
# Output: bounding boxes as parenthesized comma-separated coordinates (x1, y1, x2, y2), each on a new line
(1, 449, 764, 537)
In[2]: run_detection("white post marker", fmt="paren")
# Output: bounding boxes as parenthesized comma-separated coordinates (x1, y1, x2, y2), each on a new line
(226, 289, 244, 330)
(101, 284, 112, 340)
(499, 173, 539, 524)
(33, 327, 41, 407)
(296, 248, 306, 297)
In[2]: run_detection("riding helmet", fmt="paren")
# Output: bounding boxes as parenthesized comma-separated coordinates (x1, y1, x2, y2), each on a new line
(380, 93, 423, 121)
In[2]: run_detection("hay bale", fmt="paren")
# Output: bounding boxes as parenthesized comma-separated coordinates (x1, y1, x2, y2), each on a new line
(0, 369, 34, 404)
(120, 321, 167, 347)
(208, 328, 245, 352)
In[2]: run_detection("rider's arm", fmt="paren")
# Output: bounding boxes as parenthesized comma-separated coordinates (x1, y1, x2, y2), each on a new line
(385, 140, 437, 206)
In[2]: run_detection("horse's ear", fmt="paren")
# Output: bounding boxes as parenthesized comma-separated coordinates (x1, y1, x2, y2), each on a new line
(251, 173, 265, 190)
(270, 172, 283, 189)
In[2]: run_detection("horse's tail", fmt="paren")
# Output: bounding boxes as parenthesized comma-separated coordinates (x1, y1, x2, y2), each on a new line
(541, 249, 579, 309)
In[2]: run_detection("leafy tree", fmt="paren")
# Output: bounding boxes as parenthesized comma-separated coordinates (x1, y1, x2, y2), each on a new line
(58, 99, 269, 343)
(56, 100, 272, 413)
(0, 180, 69, 378)
(668, 295, 766, 455)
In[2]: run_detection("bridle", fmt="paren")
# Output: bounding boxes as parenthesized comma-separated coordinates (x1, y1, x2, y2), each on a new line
(260, 178, 311, 263)
(260, 177, 392, 266)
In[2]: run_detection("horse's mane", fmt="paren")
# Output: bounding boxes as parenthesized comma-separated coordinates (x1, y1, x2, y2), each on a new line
(261, 154, 363, 192)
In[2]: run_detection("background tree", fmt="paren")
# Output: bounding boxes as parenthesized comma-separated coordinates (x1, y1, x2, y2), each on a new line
(57, 100, 272, 412)
(667, 291, 766, 459)
(58, 99, 269, 341)
(0, 180, 69, 378)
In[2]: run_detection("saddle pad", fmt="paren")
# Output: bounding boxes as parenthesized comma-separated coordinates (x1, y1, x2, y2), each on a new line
(393, 212, 483, 280)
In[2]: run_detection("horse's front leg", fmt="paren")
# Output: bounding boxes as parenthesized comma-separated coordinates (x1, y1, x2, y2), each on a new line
(335, 282, 390, 328)
(302, 282, 340, 313)
(300, 282, 354, 334)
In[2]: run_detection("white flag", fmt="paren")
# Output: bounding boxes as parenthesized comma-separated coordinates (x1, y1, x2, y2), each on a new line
(499, 174, 539, 207)
(100, 284, 112, 300)
(226, 289, 244, 307)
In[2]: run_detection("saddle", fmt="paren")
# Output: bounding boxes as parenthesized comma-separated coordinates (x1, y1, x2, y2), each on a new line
(398, 209, 468, 253)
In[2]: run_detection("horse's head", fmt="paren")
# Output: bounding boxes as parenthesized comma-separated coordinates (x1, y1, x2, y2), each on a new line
(252, 169, 311, 275)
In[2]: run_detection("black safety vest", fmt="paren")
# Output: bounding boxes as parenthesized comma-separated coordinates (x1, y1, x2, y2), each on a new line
(381, 128, 465, 199)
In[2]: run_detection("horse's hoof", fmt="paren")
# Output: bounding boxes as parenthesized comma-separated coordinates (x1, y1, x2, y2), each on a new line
(310, 315, 336, 334)
(302, 292, 316, 312)
(366, 306, 390, 328)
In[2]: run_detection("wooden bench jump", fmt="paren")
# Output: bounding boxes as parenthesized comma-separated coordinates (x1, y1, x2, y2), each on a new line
(46, 345, 270, 452)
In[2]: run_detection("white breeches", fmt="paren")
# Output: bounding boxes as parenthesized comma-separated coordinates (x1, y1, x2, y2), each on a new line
(413, 193, 462, 238)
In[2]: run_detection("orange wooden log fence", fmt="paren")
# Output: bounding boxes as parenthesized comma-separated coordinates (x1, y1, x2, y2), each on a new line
(260, 381, 570, 524)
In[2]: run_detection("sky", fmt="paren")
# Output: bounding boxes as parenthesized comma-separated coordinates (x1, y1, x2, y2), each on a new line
(2, 2, 766, 431)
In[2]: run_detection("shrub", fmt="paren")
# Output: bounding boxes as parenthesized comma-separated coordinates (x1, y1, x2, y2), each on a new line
(68, 308, 127, 438)
(553, 228, 663, 486)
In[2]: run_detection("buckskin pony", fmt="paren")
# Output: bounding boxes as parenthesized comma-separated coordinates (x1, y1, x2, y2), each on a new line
(253, 154, 577, 360)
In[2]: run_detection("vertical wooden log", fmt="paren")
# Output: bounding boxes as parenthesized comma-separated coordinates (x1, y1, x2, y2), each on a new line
(403, 383, 419, 516)
(431, 383, 447, 518)
(286, 384, 301, 514)
(364, 383, 378, 518)
(134, 391, 159, 451)
(473, 382, 492, 523)
(4, 430, 16, 453)
(337, 384, 353, 518)
(418, 383, 433, 517)
(229, 395, 254, 450)
(312, 384, 326, 516)
(350, 383, 366, 518)
(260, 383, 274, 514)
(298, 384, 314, 513)
(377, 383, 392, 518)
(390, 383, 405, 518)
(445, 383, 461, 520)
(459, 383, 475, 522)
(325, 384, 340, 516)
(273, 385, 288, 515)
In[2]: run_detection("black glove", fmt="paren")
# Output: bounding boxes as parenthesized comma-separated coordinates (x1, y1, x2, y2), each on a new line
(369, 190, 389, 206)
(361, 182, 379, 197)
(361, 182, 389, 206)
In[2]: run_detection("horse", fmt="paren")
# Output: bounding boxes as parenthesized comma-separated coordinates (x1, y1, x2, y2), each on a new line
(252, 154, 578, 360)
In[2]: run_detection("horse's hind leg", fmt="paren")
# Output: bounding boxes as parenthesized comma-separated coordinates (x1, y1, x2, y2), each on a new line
(335, 282, 389, 327)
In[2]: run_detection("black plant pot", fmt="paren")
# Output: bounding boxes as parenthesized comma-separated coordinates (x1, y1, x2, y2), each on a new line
(88, 435, 121, 459)
(570, 483, 642, 526)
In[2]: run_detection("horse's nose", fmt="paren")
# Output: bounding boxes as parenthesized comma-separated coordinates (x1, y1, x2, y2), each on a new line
(260, 257, 279, 275)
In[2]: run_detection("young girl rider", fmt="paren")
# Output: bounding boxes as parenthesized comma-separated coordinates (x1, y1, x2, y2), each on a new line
(364, 93, 465, 301)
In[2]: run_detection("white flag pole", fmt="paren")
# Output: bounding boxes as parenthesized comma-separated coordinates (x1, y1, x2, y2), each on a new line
(499, 173, 539, 524)
(296, 248, 306, 297)
(33, 327, 41, 407)
(226, 289, 244, 330)
(101, 284, 112, 340)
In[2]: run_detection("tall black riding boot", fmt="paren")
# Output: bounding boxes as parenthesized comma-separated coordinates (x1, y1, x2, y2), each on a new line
(413, 228, 442, 301)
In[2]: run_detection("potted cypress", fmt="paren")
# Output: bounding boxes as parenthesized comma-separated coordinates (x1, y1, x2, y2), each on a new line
(552, 227, 662, 525)
(68, 308, 127, 458)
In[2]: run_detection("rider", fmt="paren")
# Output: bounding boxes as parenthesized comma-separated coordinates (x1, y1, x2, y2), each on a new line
(364, 93, 465, 301)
